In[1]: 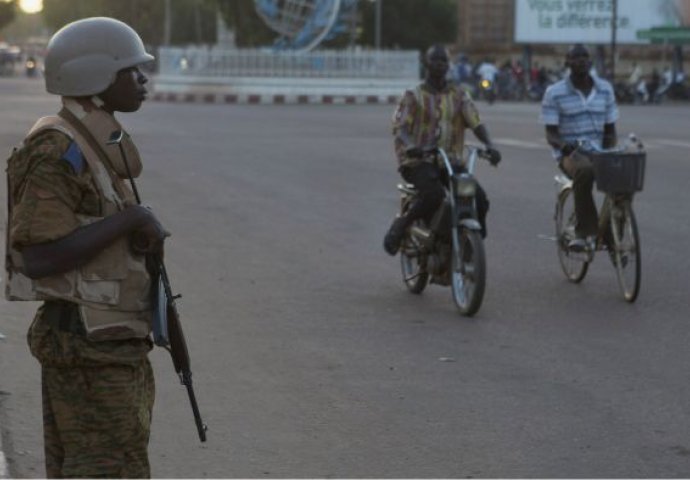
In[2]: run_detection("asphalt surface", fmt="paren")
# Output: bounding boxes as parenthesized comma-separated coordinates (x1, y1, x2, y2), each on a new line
(0, 76, 689, 478)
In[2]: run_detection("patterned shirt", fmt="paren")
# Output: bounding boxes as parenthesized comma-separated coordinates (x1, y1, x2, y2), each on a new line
(540, 75, 619, 159)
(392, 83, 482, 167)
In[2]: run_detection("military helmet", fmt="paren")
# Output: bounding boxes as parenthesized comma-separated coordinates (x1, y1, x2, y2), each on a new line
(44, 17, 154, 96)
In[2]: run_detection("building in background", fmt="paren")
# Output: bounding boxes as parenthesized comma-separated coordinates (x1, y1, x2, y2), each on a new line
(457, 0, 516, 56)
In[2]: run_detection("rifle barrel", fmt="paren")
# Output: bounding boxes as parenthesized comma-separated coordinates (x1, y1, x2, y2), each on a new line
(182, 372, 208, 442)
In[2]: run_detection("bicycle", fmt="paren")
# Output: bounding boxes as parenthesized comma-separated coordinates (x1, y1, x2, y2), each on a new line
(554, 135, 646, 302)
(398, 145, 495, 316)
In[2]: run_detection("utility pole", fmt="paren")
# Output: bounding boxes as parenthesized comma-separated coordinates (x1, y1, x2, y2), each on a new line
(164, 0, 172, 46)
(375, 0, 382, 50)
(610, 0, 618, 81)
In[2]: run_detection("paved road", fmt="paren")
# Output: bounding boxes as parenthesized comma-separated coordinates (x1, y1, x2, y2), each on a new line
(1, 77, 689, 478)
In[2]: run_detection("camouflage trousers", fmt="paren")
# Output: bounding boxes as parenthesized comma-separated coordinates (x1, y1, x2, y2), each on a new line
(42, 360, 154, 478)
(29, 301, 155, 478)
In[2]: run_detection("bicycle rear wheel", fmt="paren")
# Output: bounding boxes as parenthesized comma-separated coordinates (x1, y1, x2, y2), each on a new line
(610, 202, 641, 302)
(555, 187, 589, 282)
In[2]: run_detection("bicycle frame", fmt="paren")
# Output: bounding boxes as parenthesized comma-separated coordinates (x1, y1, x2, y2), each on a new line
(555, 174, 631, 252)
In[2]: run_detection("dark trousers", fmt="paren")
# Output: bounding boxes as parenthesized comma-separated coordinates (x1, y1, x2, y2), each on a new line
(399, 162, 490, 237)
(560, 152, 598, 237)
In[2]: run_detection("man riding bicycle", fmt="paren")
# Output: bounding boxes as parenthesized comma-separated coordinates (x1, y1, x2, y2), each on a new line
(383, 45, 501, 256)
(541, 43, 619, 251)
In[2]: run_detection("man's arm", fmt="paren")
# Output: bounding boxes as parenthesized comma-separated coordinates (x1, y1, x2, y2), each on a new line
(392, 90, 418, 149)
(21, 205, 167, 279)
(603, 122, 617, 149)
(545, 124, 566, 151)
(473, 124, 494, 149)
(472, 124, 501, 164)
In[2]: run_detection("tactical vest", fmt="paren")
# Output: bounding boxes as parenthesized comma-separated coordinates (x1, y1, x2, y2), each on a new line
(5, 101, 152, 341)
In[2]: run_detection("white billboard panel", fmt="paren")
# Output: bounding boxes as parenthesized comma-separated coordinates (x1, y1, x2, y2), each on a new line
(515, 0, 690, 44)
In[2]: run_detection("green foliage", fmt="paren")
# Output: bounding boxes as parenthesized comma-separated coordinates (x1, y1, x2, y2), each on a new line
(360, 0, 457, 51)
(212, 0, 273, 47)
(41, 0, 216, 46)
(209, 0, 456, 50)
(0, 0, 17, 32)
(37, 0, 456, 50)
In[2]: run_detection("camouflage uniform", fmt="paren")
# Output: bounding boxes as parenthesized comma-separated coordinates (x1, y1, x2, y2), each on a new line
(8, 131, 155, 478)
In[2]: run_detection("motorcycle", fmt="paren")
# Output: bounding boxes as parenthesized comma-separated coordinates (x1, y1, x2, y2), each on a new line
(25, 57, 37, 77)
(396, 145, 495, 316)
(478, 78, 496, 104)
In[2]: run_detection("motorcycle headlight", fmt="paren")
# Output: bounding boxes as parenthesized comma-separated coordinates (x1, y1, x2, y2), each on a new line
(480, 79, 491, 89)
(454, 176, 477, 197)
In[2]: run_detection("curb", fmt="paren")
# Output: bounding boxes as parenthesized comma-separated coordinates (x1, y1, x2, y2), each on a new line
(151, 92, 400, 106)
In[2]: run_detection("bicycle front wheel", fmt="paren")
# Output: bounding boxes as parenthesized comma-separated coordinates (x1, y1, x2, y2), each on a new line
(451, 229, 486, 316)
(555, 187, 589, 283)
(610, 202, 641, 302)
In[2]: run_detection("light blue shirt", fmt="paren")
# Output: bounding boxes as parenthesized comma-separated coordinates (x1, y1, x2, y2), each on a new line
(540, 75, 619, 159)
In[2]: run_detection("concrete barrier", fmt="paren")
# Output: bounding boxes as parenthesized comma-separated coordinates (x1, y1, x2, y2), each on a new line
(151, 75, 413, 105)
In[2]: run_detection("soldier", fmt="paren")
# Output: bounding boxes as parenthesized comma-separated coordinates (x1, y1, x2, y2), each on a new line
(5, 18, 167, 478)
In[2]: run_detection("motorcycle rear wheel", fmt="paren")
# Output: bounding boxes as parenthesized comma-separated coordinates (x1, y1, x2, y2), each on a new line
(451, 229, 486, 316)
(399, 222, 429, 294)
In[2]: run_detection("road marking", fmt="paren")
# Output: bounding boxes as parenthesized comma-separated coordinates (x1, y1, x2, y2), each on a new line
(636, 142, 662, 150)
(480, 137, 686, 153)
(493, 138, 545, 149)
(0, 450, 7, 479)
(649, 139, 690, 149)
(491, 137, 690, 152)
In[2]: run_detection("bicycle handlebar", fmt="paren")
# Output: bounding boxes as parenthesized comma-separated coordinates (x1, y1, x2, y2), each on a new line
(572, 133, 645, 155)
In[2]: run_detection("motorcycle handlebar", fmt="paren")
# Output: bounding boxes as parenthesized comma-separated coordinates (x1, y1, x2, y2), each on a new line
(407, 145, 491, 160)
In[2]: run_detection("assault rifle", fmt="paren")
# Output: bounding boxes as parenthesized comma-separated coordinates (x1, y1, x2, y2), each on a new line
(108, 130, 207, 442)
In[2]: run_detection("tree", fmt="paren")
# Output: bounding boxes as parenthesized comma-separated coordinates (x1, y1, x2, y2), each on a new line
(211, 0, 273, 47)
(0, 0, 17, 33)
(41, 0, 216, 46)
(210, 0, 456, 50)
(359, 0, 456, 51)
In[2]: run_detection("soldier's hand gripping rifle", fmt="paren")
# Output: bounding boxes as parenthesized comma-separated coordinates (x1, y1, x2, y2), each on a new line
(108, 130, 208, 442)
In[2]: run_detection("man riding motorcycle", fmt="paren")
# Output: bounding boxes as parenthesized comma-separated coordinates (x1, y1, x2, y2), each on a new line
(383, 45, 502, 256)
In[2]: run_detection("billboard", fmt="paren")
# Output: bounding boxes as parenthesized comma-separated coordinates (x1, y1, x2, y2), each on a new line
(515, 0, 690, 44)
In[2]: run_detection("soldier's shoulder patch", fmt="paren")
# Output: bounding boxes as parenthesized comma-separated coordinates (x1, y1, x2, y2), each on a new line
(61, 141, 85, 175)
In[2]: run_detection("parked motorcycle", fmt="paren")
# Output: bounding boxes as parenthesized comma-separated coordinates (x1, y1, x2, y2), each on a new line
(396, 145, 496, 316)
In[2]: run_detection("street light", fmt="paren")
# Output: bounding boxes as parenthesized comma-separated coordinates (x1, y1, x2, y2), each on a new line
(610, 0, 618, 81)
(164, 0, 171, 46)
(18, 0, 43, 14)
(368, 0, 382, 50)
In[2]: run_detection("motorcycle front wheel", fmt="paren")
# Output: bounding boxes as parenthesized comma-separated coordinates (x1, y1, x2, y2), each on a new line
(451, 229, 486, 316)
(399, 221, 429, 294)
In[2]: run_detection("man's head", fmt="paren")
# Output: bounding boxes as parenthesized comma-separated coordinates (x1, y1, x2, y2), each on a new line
(565, 43, 591, 76)
(44, 17, 154, 112)
(423, 44, 450, 80)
